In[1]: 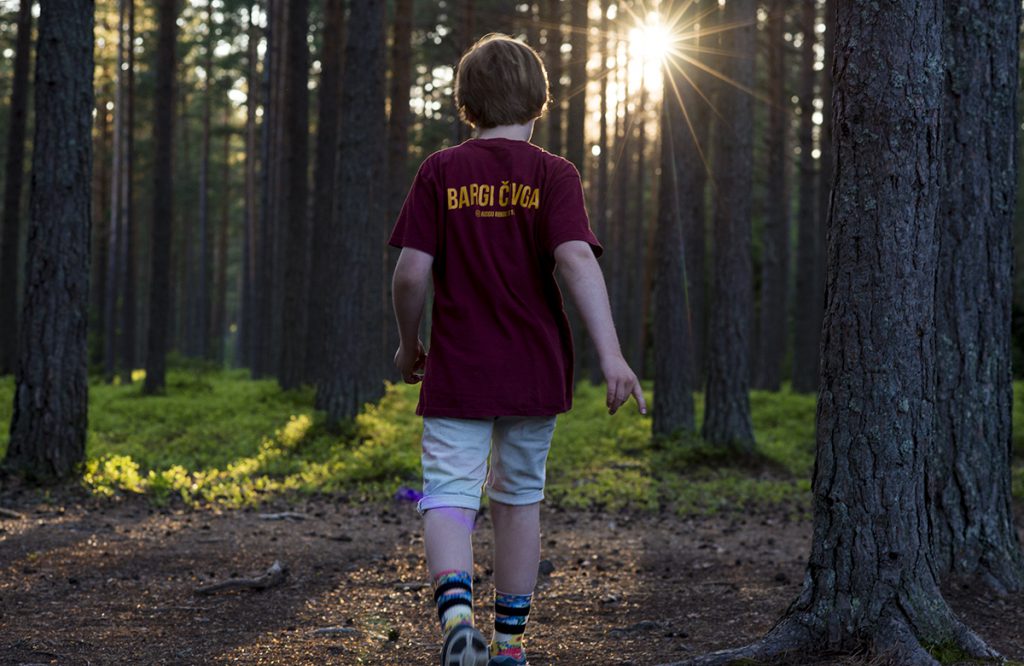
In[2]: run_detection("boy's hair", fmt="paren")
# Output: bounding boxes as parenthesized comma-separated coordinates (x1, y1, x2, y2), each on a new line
(455, 33, 550, 129)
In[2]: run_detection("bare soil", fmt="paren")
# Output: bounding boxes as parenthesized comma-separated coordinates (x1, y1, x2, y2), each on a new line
(1, 488, 1022, 666)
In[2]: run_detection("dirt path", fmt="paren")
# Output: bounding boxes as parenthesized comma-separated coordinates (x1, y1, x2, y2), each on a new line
(1, 492, 1021, 665)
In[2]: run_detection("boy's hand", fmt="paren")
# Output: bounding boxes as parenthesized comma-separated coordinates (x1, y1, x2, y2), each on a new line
(394, 340, 427, 384)
(601, 354, 647, 415)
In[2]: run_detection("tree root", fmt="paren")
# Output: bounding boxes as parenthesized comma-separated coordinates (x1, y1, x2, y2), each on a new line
(659, 617, 815, 666)
(873, 615, 941, 666)
(193, 560, 287, 595)
(944, 614, 1002, 661)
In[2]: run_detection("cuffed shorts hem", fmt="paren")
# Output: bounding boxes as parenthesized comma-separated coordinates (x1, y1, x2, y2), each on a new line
(416, 493, 482, 515)
(486, 488, 545, 506)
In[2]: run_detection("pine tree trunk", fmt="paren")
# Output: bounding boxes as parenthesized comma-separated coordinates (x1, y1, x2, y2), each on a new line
(317, 0, 388, 424)
(609, 39, 630, 369)
(588, 0, 610, 386)
(306, 0, 345, 386)
(3, 0, 94, 481)
(384, 0, 414, 381)
(104, 0, 129, 384)
(119, 0, 137, 382)
(0, 0, 33, 377)
(652, 10, 696, 435)
(196, 0, 215, 360)
(213, 112, 230, 365)
(752, 0, 789, 391)
(702, 0, 755, 451)
(674, 2, 1004, 663)
(542, 0, 563, 155)
(143, 0, 178, 395)
(241, 2, 260, 371)
(928, 0, 1024, 595)
(90, 83, 110, 370)
(628, 72, 647, 377)
(278, 0, 310, 390)
(681, 0, 709, 390)
(790, 0, 819, 394)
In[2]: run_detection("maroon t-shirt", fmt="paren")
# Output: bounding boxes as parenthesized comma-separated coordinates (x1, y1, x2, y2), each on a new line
(388, 137, 602, 418)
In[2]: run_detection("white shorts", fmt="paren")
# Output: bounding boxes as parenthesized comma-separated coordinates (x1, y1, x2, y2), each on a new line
(417, 415, 558, 514)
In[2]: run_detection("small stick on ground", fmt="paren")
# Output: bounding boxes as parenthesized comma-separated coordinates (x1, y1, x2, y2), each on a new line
(257, 512, 306, 521)
(0, 507, 25, 520)
(193, 560, 288, 595)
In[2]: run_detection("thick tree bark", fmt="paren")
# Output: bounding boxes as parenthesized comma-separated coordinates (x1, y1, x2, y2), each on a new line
(0, 0, 33, 377)
(278, 0, 311, 390)
(928, 0, 1024, 595)
(542, 0, 564, 155)
(652, 17, 696, 436)
(316, 0, 388, 423)
(306, 0, 346, 385)
(143, 0, 178, 394)
(701, 0, 755, 451)
(816, 0, 835, 372)
(790, 0, 819, 394)
(3, 0, 94, 481)
(752, 0, 789, 392)
(673, 2, 1003, 663)
(119, 0, 137, 382)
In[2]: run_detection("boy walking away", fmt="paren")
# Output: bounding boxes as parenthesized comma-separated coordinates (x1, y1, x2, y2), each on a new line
(389, 34, 646, 666)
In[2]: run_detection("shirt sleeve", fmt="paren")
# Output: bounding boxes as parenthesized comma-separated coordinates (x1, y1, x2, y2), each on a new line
(388, 156, 440, 257)
(539, 161, 603, 258)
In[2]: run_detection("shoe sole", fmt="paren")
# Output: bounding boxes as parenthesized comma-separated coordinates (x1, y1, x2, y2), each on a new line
(441, 625, 489, 666)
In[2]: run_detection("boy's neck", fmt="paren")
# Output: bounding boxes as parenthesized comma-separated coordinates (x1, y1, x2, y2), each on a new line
(475, 120, 535, 142)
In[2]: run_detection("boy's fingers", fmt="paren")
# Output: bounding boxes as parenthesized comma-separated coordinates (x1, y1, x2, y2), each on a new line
(633, 383, 647, 414)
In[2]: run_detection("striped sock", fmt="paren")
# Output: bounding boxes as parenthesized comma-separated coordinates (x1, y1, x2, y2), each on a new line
(491, 591, 531, 660)
(433, 570, 474, 635)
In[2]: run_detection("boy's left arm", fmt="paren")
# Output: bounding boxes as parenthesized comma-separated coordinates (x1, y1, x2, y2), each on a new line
(392, 247, 433, 383)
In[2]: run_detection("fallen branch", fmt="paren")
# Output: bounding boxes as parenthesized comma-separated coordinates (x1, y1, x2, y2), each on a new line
(193, 560, 288, 595)
(257, 512, 306, 521)
(312, 626, 360, 636)
(0, 507, 25, 520)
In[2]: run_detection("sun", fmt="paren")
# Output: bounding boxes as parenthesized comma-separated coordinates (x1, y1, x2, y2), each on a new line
(628, 13, 675, 65)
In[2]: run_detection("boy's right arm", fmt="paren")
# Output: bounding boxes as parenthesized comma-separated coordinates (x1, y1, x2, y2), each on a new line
(553, 240, 647, 415)
(392, 247, 433, 383)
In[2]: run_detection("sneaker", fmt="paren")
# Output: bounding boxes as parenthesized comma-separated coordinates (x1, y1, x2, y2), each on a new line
(441, 624, 489, 666)
(487, 654, 528, 666)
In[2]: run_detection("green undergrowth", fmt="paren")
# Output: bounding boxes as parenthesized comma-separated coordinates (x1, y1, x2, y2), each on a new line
(0, 369, 1022, 516)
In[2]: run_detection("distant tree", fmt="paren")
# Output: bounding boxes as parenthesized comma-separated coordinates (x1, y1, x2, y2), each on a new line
(702, 0, 755, 451)
(196, 0, 216, 360)
(118, 0, 137, 383)
(752, 0, 789, 391)
(791, 0, 819, 393)
(674, 2, 1005, 662)
(651, 0, 696, 436)
(306, 0, 346, 383)
(90, 77, 111, 370)
(4, 0, 94, 480)
(929, 0, 1024, 593)
(143, 0, 179, 394)
(588, 0, 610, 386)
(278, 0, 311, 390)
(0, 0, 33, 377)
(212, 111, 231, 363)
(384, 0, 415, 378)
(316, 0, 388, 422)
(240, 2, 260, 370)
(542, 0, 564, 155)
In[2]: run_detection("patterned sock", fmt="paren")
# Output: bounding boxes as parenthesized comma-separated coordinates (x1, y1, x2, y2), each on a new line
(433, 569, 474, 635)
(491, 591, 532, 660)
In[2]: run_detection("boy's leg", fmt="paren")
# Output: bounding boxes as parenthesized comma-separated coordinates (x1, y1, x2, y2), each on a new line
(419, 416, 493, 664)
(485, 416, 557, 662)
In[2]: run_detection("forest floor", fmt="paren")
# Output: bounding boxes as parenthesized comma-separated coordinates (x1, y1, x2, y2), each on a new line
(2, 487, 1023, 666)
